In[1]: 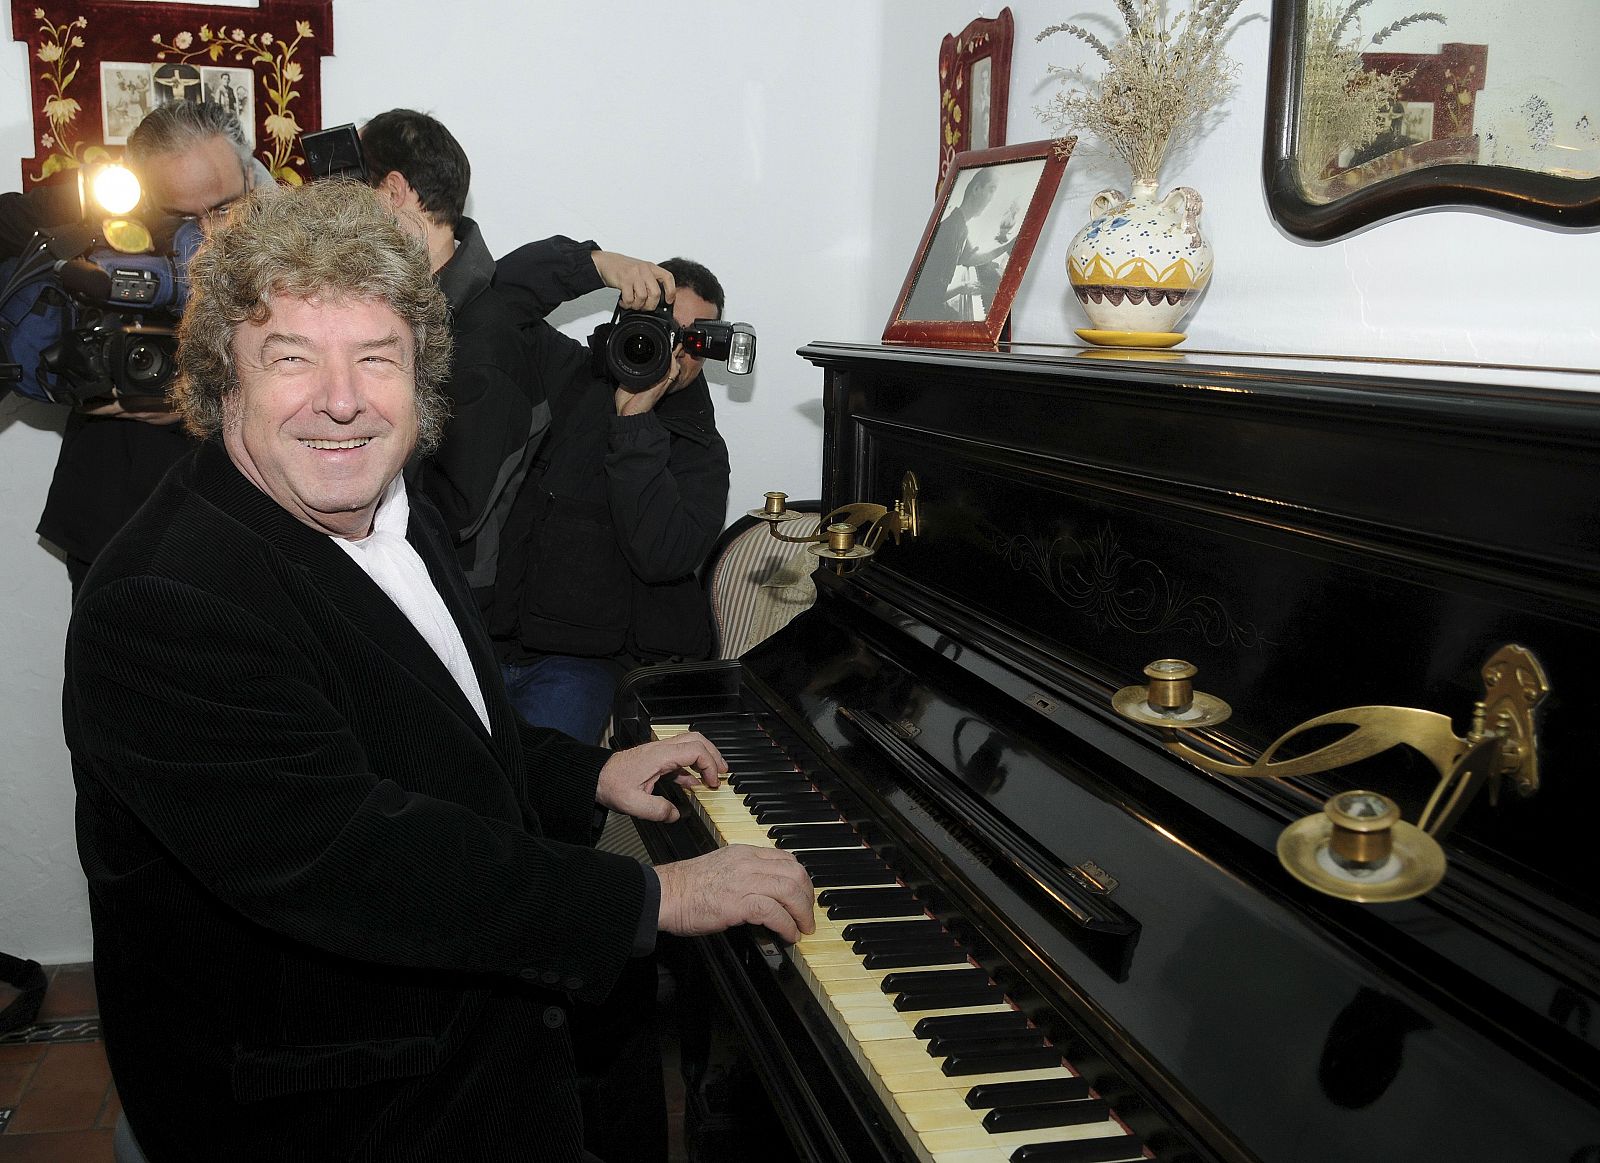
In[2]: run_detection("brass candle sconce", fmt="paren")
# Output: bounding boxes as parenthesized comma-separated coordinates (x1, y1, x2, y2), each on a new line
(1112, 645, 1550, 903)
(748, 472, 920, 575)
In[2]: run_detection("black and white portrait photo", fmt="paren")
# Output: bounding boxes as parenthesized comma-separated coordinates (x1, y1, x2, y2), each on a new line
(100, 63, 154, 146)
(152, 63, 203, 107)
(201, 67, 256, 146)
(901, 157, 1041, 323)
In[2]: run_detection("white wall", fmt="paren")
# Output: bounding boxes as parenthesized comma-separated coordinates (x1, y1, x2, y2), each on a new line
(2, 0, 1595, 962)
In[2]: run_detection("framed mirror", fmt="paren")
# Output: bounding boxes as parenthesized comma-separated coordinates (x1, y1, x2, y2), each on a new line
(1263, 0, 1600, 240)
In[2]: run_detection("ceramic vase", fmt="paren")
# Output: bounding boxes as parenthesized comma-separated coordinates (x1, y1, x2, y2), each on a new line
(1067, 179, 1212, 348)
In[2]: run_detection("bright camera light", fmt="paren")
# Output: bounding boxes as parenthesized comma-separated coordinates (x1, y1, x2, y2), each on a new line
(89, 164, 142, 216)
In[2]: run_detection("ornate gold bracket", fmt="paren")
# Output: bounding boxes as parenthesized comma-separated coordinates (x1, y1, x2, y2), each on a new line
(749, 472, 920, 575)
(1111, 645, 1549, 903)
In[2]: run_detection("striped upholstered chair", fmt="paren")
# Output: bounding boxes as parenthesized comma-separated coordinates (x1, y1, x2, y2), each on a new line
(704, 501, 823, 658)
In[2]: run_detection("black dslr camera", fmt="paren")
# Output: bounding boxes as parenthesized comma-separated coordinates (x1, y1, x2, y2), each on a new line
(588, 298, 756, 391)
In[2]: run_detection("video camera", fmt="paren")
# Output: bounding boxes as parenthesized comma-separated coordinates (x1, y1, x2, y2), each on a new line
(0, 166, 201, 408)
(588, 296, 756, 392)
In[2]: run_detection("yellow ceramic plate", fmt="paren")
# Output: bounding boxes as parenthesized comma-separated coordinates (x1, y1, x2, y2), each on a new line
(1075, 328, 1186, 349)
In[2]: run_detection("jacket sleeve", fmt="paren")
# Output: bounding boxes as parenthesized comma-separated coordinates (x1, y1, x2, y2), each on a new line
(493, 235, 604, 319)
(604, 381, 731, 582)
(66, 573, 643, 1004)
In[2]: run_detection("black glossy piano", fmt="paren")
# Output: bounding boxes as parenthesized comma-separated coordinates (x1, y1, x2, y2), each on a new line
(615, 342, 1600, 1163)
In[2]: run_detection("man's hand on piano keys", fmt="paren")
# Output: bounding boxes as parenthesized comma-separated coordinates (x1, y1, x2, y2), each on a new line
(595, 731, 728, 823)
(656, 846, 817, 943)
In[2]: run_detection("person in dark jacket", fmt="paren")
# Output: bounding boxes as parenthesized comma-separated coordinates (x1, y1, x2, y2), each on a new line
(492, 247, 732, 746)
(361, 109, 550, 616)
(11, 101, 268, 592)
(64, 178, 812, 1162)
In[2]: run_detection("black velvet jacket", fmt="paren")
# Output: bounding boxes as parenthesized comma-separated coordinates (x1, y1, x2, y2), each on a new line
(65, 440, 647, 1161)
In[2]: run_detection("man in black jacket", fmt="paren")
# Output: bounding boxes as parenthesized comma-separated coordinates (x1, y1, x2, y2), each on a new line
(492, 247, 731, 745)
(65, 178, 812, 1162)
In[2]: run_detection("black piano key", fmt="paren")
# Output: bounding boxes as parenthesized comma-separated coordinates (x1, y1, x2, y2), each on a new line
(819, 887, 918, 909)
(842, 919, 944, 942)
(851, 934, 961, 956)
(982, 1099, 1111, 1134)
(1009, 1135, 1146, 1162)
(927, 1032, 1049, 1058)
(793, 848, 885, 869)
(862, 946, 968, 969)
(893, 982, 1008, 1011)
(726, 769, 810, 784)
(913, 1011, 1031, 1041)
(807, 866, 899, 887)
(741, 792, 830, 809)
(942, 1045, 1062, 1076)
(880, 967, 991, 993)
(819, 887, 926, 920)
(965, 1076, 1093, 1109)
(755, 805, 844, 825)
(770, 824, 861, 848)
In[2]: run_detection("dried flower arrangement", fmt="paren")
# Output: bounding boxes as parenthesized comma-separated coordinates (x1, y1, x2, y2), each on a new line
(1035, 0, 1246, 187)
(1294, 0, 1446, 189)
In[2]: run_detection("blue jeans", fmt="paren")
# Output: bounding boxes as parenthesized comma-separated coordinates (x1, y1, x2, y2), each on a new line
(501, 655, 625, 745)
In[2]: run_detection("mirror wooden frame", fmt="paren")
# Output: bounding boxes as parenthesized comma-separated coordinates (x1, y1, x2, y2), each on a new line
(1262, 0, 1600, 241)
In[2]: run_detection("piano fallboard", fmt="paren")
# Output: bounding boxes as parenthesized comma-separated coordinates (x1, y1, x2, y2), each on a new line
(617, 344, 1600, 1163)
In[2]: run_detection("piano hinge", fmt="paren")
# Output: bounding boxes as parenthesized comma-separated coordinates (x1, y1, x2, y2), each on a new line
(1067, 860, 1119, 895)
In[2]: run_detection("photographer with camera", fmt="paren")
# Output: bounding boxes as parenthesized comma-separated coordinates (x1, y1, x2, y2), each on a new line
(1, 101, 272, 592)
(490, 248, 735, 748)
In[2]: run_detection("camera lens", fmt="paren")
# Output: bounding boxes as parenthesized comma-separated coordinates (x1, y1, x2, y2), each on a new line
(622, 332, 659, 366)
(122, 338, 170, 386)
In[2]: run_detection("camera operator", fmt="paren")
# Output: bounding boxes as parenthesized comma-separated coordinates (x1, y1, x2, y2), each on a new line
(490, 249, 732, 747)
(6, 101, 272, 592)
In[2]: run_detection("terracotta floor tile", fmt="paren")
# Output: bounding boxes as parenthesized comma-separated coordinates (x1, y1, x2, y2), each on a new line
(94, 1085, 121, 1130)
(0, 1061, 38, 1108)
(0, 1127, 114, 1162)
(25, 1044, 111, 1095)
(4, 1086, 106, 1135)
(0, 1046, 46, 1067)
(35, 967, 96, 1024)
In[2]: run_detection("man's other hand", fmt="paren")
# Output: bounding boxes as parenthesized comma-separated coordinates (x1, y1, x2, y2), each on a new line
(592, 250, 676, 311)
(613, 351, 681, 418)
(656, 845, 816, 943)
(595, 731, 726, 823)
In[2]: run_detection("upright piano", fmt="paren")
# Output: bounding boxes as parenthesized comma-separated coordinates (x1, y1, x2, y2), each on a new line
(615, 342, 1600, 1163)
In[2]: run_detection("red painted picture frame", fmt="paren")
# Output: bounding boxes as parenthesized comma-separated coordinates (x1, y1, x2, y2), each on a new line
(886, 139, 1072, 348)
(937, 8, 1014, 191)
(11, 0, 335, 191)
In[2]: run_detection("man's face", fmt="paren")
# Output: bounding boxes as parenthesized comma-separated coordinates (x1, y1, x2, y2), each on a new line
(223, 293, 419, 540)
(671, 288, 719, 390)
(141, 133, 249, 229)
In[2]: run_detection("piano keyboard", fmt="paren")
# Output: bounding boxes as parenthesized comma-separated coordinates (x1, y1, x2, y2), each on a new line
(655, 720, 1150, 1163)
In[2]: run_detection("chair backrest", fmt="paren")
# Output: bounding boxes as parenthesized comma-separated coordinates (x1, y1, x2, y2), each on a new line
(704, 502, 822, 658)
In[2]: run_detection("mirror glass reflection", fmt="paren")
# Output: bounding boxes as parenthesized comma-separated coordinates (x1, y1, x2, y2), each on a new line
(1290, 0, 1599, 206)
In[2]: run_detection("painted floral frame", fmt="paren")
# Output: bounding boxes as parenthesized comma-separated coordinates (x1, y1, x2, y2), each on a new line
(886, 140, 1072, 348)
(12, 1, 334, 191)
(937, 8, 1014, 191)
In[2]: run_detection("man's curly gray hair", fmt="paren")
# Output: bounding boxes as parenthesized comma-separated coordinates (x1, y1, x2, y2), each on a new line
(173, 178, 452, 452)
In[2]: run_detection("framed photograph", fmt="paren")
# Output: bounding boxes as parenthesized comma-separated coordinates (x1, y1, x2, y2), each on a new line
(99, 62, 154, 146)
(885, 140, 1071, 347)
(937, 8, 1014, 190)
(201, 66, 257, 148)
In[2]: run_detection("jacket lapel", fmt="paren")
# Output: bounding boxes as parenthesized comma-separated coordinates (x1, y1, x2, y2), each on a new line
(190, 442, 516, 764)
